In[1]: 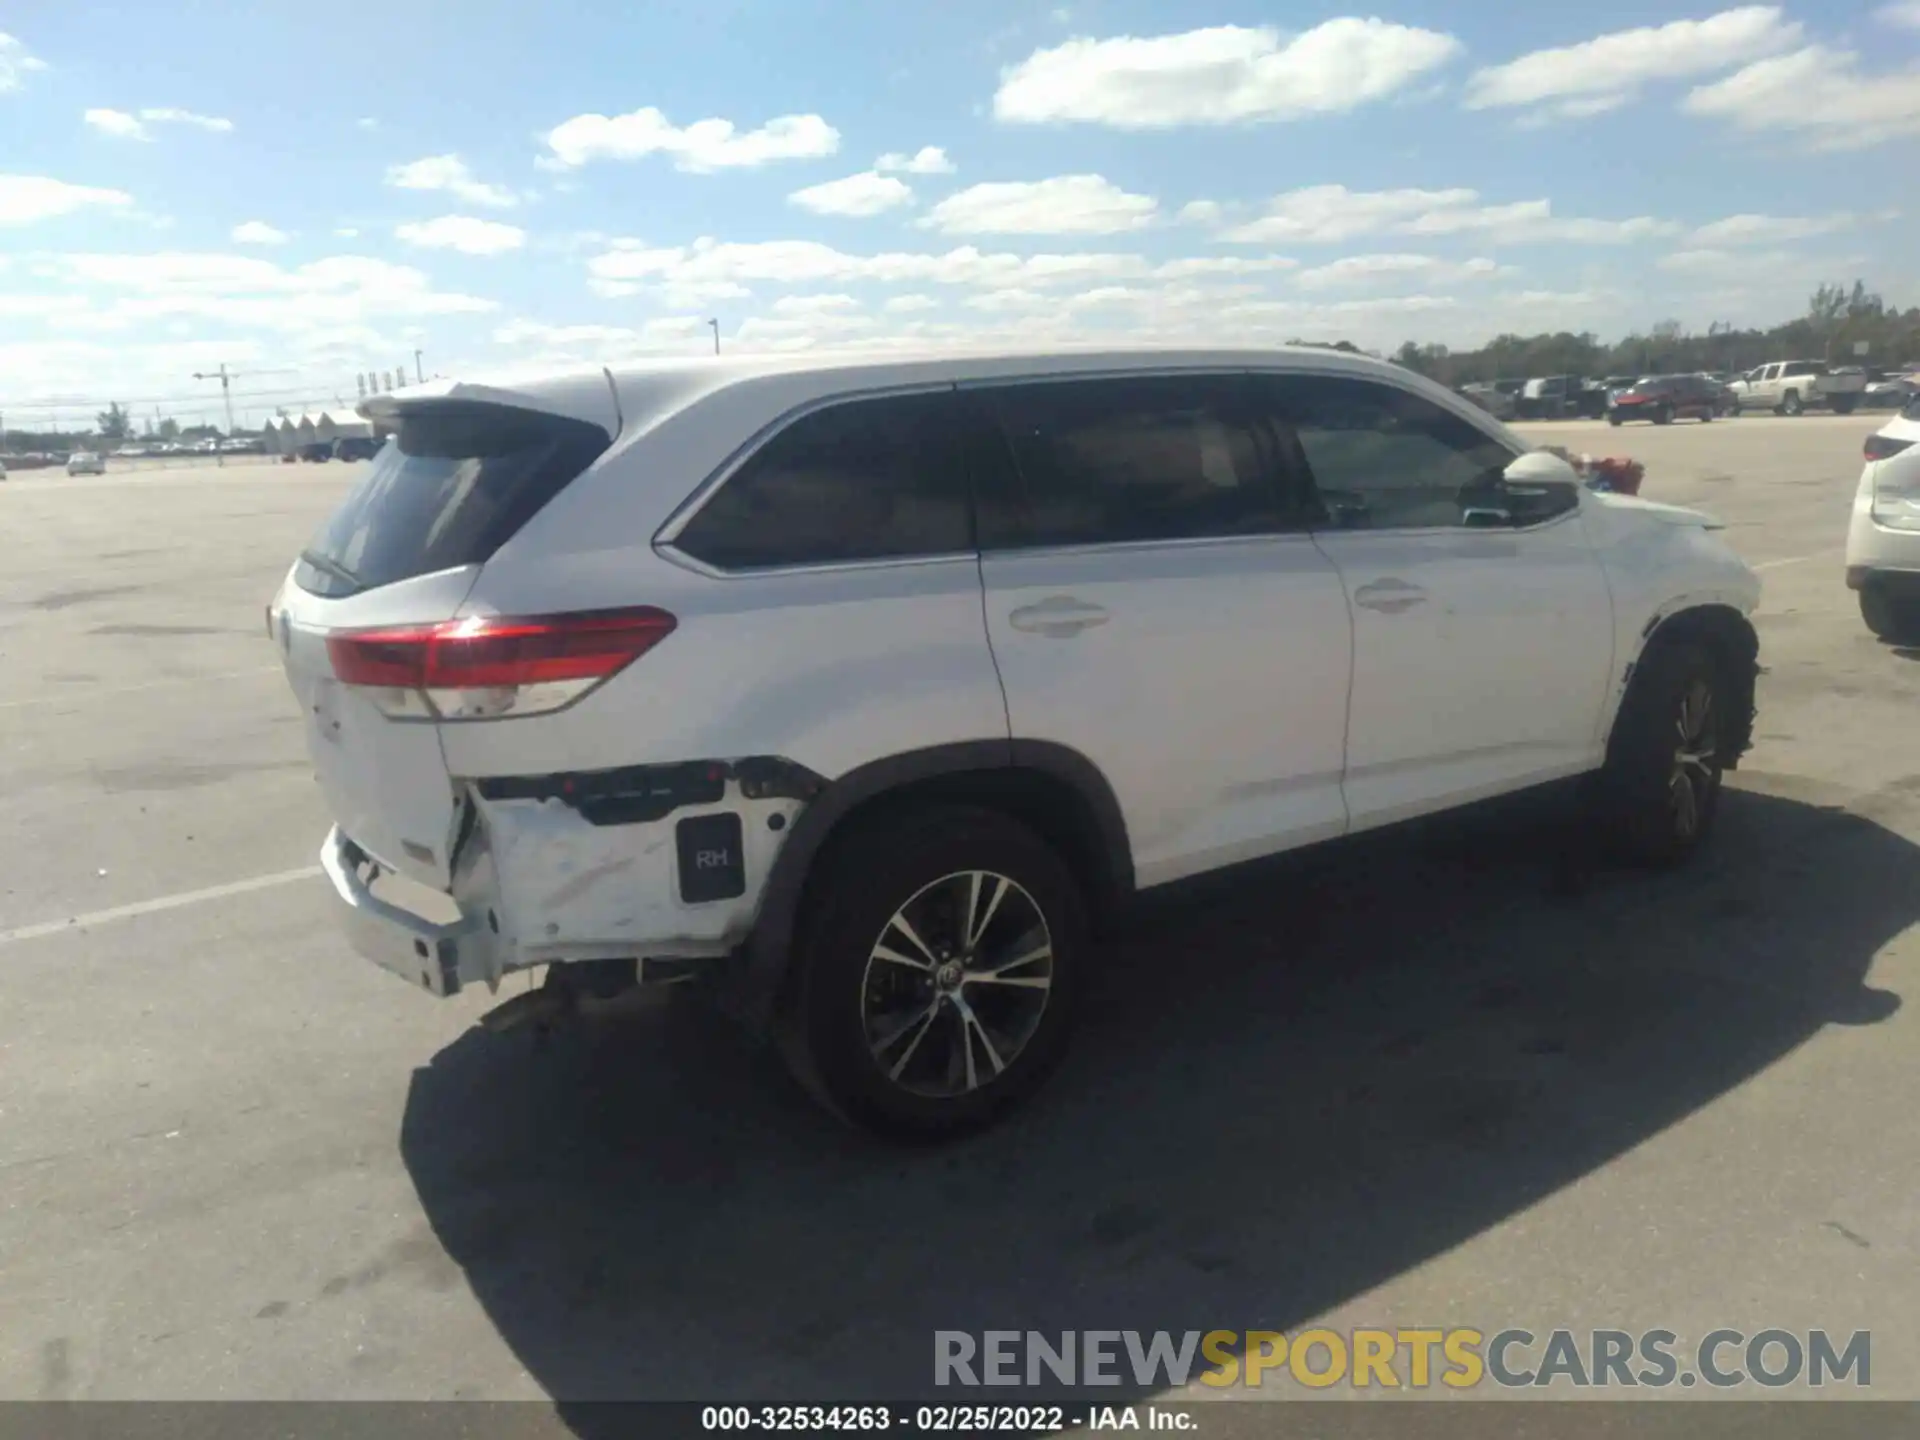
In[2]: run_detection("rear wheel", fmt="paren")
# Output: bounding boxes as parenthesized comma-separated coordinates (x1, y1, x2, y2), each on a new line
(1861, 585, 1920, 644)
(1782, 390, 1803, 416)
(1833, 397, 1858, 416)
(1654, 404, 1674, 425)
(1607, 413, 1623, 427)
(1596, 639, 1727, 867)
(784, 805, 1086, 1139)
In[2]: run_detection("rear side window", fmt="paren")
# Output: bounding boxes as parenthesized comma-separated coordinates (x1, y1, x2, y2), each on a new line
(1783, 362, 1818, 378)
(295, 403, 610, 598)
(671, 390, 972, 570)
(973, 375, 1288, 549)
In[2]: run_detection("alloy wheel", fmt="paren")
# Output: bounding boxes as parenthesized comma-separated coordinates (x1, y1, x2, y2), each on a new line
(1670, 679, 1718, 839)
(859, 870, 1053, 1099)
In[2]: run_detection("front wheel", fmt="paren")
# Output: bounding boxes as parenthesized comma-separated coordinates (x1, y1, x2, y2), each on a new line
(1608, 413, 1623, 427)
(1861, 586, 1920, 644)
(784, 805, 1086, 1139)
(1832, 397, 1858, 416)
(1653, 404, 1674, 425)
(1596, 639, 1727, 867)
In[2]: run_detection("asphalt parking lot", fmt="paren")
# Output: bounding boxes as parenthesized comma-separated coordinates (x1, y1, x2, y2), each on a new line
(1, 413, 1916, 1413)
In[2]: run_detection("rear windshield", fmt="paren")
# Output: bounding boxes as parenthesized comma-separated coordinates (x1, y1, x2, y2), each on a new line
(295, 403, 611, 598)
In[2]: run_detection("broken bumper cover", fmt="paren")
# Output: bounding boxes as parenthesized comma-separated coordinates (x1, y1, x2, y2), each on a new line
(319, 825, 491, 998)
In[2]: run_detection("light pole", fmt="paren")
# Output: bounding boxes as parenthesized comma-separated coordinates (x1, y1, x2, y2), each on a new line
(414, 349, 424, 384)
(708, 318, 720, 355)
(193, 363, 294, 465)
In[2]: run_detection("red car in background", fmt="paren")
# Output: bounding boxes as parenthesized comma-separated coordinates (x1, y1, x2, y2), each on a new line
(1608, 373, 1726, 425)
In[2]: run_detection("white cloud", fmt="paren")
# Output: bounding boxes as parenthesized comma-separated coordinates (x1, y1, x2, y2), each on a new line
(385, 154, 518, 208)
(1176, 200, 1224, 226)
(771, 294, 863, 316)
(993, 20, 1463, 127)
(1684, 45, 1920, 149)
(356, 117, 379, 130)
(1295, 254, 1509, 290)
(334, 226, 360, 238)
(1, 32, 48, 92)
(85, 107, 233, 140)
(1153, 255, 1297, 278)
(231, 220, 290, 246)
(1466, 7, 1801, 119)
(924, 175, 1158, 235)
(876, 146, 955, 174)
(587, 236, 1156, 295)
(1878, 0, 1920, 27)
(1688, 212, 1876, 244)
(0, 174, 135, 226)
(13, 252, 497, 347)
(395, 215, 527, 255)
(542, 107, 839, 171)
(884, 294, 940, 313)
(789, 171, 915, 217)
(141, 107, 233, 132)
(1215, 184, 1675, 245)
(83, 108, 149, 140)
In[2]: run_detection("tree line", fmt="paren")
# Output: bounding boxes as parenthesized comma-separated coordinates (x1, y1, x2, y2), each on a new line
(1389, 281, 1917, 387)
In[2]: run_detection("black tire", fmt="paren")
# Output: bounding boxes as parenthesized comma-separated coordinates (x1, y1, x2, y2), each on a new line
(1782, 390, 1803, 416)
(783, 805, 1086, 1140)
(1654, 404, 1674, 426)
(1699, 409, 1713, 423)
(1731, 401, 1743, 417)
(1861, 586, 1920, 644)
(1607, 413, 1623, 427)
(1596, 639, 1727, 868)
(1833, 397, 1858, 416)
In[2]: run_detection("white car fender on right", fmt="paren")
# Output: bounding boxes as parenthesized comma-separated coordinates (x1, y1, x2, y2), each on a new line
(1578, 488, 1762, 747)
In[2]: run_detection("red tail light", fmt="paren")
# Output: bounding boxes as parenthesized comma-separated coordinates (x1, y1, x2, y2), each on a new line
(1864, 434, 1915, 462)
(326, 608, 677, 720)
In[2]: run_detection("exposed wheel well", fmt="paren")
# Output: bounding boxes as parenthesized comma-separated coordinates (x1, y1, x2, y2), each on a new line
(791, 766, 1125, 945)
(1634, 605, 1759, 768)
(729, 743, 1132, 1033)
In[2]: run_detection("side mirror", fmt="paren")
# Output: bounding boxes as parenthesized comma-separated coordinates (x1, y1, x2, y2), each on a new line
(1489, 450, 1583, 525)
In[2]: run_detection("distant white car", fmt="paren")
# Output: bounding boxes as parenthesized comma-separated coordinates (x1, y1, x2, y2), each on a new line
(66, 451, 106, 476)
(273, 346, 1765, 1136)
(1847, 396, 1920, 641)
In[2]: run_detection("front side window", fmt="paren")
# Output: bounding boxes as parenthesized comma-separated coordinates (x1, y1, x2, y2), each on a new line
(972, 375, 1288, 550)
(672, 390, 972, 570)
(1260, 374, 1519, 531)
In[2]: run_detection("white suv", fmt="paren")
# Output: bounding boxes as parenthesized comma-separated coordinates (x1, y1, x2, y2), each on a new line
(270, 348, 1762, 1137)
(1848, 396, 1920, 642)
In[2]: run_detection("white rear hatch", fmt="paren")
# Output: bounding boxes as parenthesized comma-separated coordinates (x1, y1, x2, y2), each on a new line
(272, 381, 624, 888)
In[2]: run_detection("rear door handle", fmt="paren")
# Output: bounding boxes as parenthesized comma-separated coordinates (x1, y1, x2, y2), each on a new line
(1353, 578, 1428, 614)
(1009, 597, 1110, 637)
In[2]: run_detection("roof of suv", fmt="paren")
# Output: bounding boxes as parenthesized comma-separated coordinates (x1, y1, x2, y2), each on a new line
(358, 342, 1463, 440)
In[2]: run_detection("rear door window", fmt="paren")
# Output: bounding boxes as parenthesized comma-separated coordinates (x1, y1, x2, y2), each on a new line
(295, 403, 611, 598)
(670, 389, 972, 570)
(970, 374, 1294, 549)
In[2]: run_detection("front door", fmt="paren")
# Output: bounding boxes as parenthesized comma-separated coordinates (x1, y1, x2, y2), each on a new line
(967, 373, 1354, 890)
(1254, 371, 1617, 831)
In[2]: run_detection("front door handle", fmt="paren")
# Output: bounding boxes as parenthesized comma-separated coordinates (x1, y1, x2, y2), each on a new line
(1353, 578, 1428, 614)
(1009, 596, 1110, 637)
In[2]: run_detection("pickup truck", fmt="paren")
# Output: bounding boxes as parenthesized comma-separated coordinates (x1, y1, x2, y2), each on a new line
(1727, 360, 1866, 416)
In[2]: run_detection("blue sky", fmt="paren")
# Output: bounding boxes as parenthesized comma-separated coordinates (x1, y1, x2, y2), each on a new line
(3, 0, 1919, 428)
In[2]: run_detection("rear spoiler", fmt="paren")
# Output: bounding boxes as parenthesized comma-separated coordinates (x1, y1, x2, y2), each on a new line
(357, 368, 625, 438)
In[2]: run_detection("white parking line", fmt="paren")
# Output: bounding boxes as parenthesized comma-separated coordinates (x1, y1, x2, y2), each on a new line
(0, 666, 282, 710)
(1753, 551, 1840, 572)
(0, 866, 324, 948)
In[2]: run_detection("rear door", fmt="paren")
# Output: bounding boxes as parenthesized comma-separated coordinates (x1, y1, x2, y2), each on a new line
(968, 372, 1352, 889)
(271, 399, 615, 886)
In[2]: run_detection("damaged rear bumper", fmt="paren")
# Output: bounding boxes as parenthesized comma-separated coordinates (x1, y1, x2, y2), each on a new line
(320, 825, 492, 997)
(318, 761, 817, 1000)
